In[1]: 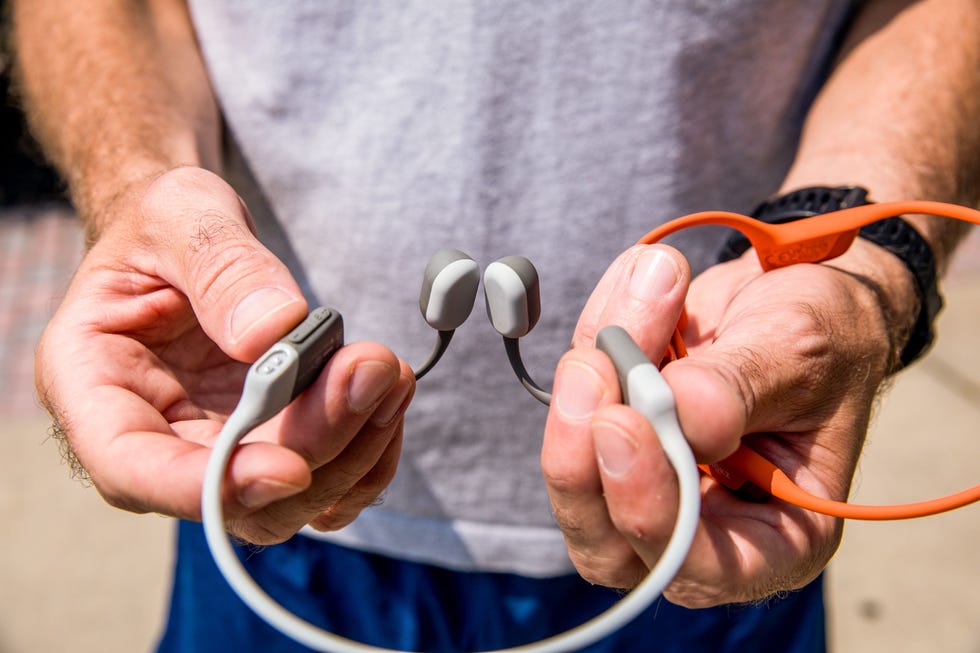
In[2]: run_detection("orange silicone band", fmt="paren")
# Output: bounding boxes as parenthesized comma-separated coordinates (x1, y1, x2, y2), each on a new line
(642, 200, 980, 520)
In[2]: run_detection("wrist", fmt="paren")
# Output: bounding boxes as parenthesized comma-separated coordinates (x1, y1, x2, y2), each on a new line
(11, 0, 221, 241)
(718, 185, 943, 371)
(80, 162, 211, 247)
(823, 237, 920, 373)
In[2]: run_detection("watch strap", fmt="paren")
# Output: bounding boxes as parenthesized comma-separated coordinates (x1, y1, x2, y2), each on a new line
(716, 185, 941, 370)
(858, 217, 943, 369)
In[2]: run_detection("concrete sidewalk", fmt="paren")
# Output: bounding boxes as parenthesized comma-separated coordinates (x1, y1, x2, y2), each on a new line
(826, 278, 980, 653)
(0, 207, 977, 652)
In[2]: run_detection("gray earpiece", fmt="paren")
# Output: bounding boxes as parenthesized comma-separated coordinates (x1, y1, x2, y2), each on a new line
(483, 256, 541, 339)
(419, 249, 481, 331)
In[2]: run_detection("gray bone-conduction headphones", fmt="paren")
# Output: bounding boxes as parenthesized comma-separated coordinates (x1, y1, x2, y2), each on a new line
(199, 248, 701, 653)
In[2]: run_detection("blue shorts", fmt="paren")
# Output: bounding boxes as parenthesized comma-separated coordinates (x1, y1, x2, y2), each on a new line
(157, 520, 825, 652)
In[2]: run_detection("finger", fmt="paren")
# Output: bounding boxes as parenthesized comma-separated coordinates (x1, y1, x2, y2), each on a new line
(40, 325, 406, 528)
(570, 246, 639, 348)
(35, 308, 312, 520)
(592, 403, 835, 607)
(233, 422, 405, 543)
(306, 424, 405, 532)
(659, 357, 748, 463)
(572, 245, 690, 355)
(542, 347, 647, 588)
(140, 167, 309, 362)
(664, 348, 860, 504)
(590, 403, 681, 582)
(238, 360, 414, 540)
(682, 255, 763, 345)
(76, 345, 411, 538)
(253, 342, 413, 470)
(57, 383, 312, 521)
(593, 246, 690, 356)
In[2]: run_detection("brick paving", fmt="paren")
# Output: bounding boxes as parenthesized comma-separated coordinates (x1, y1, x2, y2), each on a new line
(0, 205, 83, 419)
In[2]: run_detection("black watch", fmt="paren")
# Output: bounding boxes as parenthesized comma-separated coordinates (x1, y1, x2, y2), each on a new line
(716, 185, 943, 370)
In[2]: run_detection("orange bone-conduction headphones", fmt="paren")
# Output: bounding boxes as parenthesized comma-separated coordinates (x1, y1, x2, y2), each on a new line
(637, 199, 980, 520)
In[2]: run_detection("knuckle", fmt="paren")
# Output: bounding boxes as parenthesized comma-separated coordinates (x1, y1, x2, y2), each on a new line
(360, 468, 396, 498)
(140, 166, 234, 214)
(307, 480, 389, 533)
(570, 554, 610, 586)
(94, 479, 150, 514)
(301, 426, 401, 505)
(611, 514, 654, 545)
(139, 167, 279, 309)
(663, 582, 731, 609)
(541, 457, 595, 498)
(550, 504, 590, 541)
(308, 503, 362, 532)
(306, 474, 356, 509)
(188, 238, 267, 305)
(574, 566, 611, 587)
(308, 507, 356, 532)
(608, 499, 678, 547)
(336, 483, 382, 513)
(98, 487, 137, 512)
(553, 507, 646, 590)
(238, 526, 291, 546)
(570, 548, 646, 590)
(780, 304, 835, 364)
(572, 321, 599, 349)
(230, 513, 295, 546)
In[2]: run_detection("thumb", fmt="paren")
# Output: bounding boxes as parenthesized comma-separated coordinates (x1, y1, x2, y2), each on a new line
(573, 244, 690, 359)
(147, 168, 308, 361)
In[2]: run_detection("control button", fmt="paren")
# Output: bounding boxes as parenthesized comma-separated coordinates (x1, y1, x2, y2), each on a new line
(286, 307, 333, 344)
(257, 349, 289, 375)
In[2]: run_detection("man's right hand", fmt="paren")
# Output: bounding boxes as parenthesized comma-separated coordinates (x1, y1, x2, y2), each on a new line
(35, 167, 415, 544)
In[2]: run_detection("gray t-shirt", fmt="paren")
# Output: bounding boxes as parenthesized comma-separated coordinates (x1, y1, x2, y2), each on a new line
(189, 0, 853, 576)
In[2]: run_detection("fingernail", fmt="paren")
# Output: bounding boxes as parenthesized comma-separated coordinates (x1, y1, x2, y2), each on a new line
(593, 422, 637, 478)
(372, 375, 412, 426)
(555, 361, 604, 421)
(629, 249, 679, 301)
(348, 361, 397, 413)
(230, 287, 303, 344)
(239, 478, 305, 509)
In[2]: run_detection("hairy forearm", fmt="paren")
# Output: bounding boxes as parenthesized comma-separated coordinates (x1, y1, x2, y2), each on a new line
(11, 0, 220, 239)
(780, 0, 980, 370)
(783, 0, 980, 266)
